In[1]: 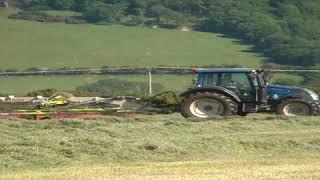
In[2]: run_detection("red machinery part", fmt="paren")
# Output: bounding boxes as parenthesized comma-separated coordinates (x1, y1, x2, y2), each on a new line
(0, 111, 103, 120)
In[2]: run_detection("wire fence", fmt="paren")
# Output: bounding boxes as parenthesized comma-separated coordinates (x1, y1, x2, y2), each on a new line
(1, 67, 320, 76)
(1, 67, 320, 95)
(0, 67, 192, 76)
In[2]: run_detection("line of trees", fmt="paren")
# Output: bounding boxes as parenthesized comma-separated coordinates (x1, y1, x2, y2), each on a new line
(9, 0, 320, 67)
(0, 67, 195, 76)
(201, 0, 320, 67)
(18, 0, 190, 26)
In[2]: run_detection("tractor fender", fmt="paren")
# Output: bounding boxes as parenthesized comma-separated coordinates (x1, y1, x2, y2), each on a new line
(270, 90, 312, 105)
(180, 87, 242, 102)
(268, 91, 314, 112)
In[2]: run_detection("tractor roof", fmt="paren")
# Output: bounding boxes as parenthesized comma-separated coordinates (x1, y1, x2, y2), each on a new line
(192, 68, 254, 73)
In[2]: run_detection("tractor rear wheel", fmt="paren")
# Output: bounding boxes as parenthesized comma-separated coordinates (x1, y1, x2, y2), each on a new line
(181, 92, 238, 118)
(277, 99, 318, 116)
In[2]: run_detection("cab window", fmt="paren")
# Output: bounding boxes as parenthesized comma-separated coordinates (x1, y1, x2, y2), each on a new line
(203, 73, 218, 86)
(220, 73, 255, 101)
(201, 72, 255, 101)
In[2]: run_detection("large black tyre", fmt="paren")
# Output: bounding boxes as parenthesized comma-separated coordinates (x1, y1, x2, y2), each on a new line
(276, 99, 319, 116)
(181, 92, 238, 118)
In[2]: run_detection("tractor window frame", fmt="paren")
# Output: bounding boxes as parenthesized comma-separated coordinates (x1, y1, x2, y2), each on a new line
(220, 72, 255, 90)
(225, 72, 257, 101)
(198, 72, 256, 87)
(198, 72, 257, 101)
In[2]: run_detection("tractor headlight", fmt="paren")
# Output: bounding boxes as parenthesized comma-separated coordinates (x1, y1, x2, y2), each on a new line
(306, 90, 319, 100)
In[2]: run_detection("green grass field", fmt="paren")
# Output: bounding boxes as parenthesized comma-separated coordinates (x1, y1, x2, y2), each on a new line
(0, 7, 267, 95)
(1, 7, 319, 180)
(0, 8, 264, 71)
(0, 114, 320, 179)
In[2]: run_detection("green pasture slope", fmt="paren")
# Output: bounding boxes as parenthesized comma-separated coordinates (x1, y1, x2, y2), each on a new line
(0, 8, 266, 95)
(0, 8, 264, 70)
(0, 114, 320, 179)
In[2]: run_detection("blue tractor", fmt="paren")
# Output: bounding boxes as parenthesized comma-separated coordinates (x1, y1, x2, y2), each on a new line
(180, 68, 320, 118)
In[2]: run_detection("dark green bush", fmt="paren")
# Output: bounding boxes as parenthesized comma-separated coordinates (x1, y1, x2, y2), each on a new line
(271, 78, 302, 86)
(76, 79, 164, 97)
(25, 67, 39, 72)
(5, 69, 19, 72)
(27, 89, 58, 97)
(9, 11, 84, 24)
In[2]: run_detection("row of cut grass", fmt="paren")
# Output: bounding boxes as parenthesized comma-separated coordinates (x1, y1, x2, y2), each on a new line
(3, 159, 320, 179)
(0, 114, 319, 174)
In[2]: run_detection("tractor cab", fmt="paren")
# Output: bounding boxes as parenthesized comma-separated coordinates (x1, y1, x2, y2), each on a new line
(193, 68, 267, 103)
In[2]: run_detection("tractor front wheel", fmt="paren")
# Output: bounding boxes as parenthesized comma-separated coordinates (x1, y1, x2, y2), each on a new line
(277, 99, 318, 116)
(181, 92, 238, 118)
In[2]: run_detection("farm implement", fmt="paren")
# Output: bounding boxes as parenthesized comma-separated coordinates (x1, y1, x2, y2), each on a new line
(1, 68, 320, 120)
(0, 92, 180, 120)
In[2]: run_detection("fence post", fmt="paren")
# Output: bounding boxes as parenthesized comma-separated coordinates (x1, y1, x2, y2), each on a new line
(148, 67, 152, 96)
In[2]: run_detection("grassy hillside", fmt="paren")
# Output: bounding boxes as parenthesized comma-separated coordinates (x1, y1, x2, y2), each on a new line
(11, 0, 320, 67)
(0, 114, 320, 179)
(0, 8, 264, 70)
(0, 8, 268, 95)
